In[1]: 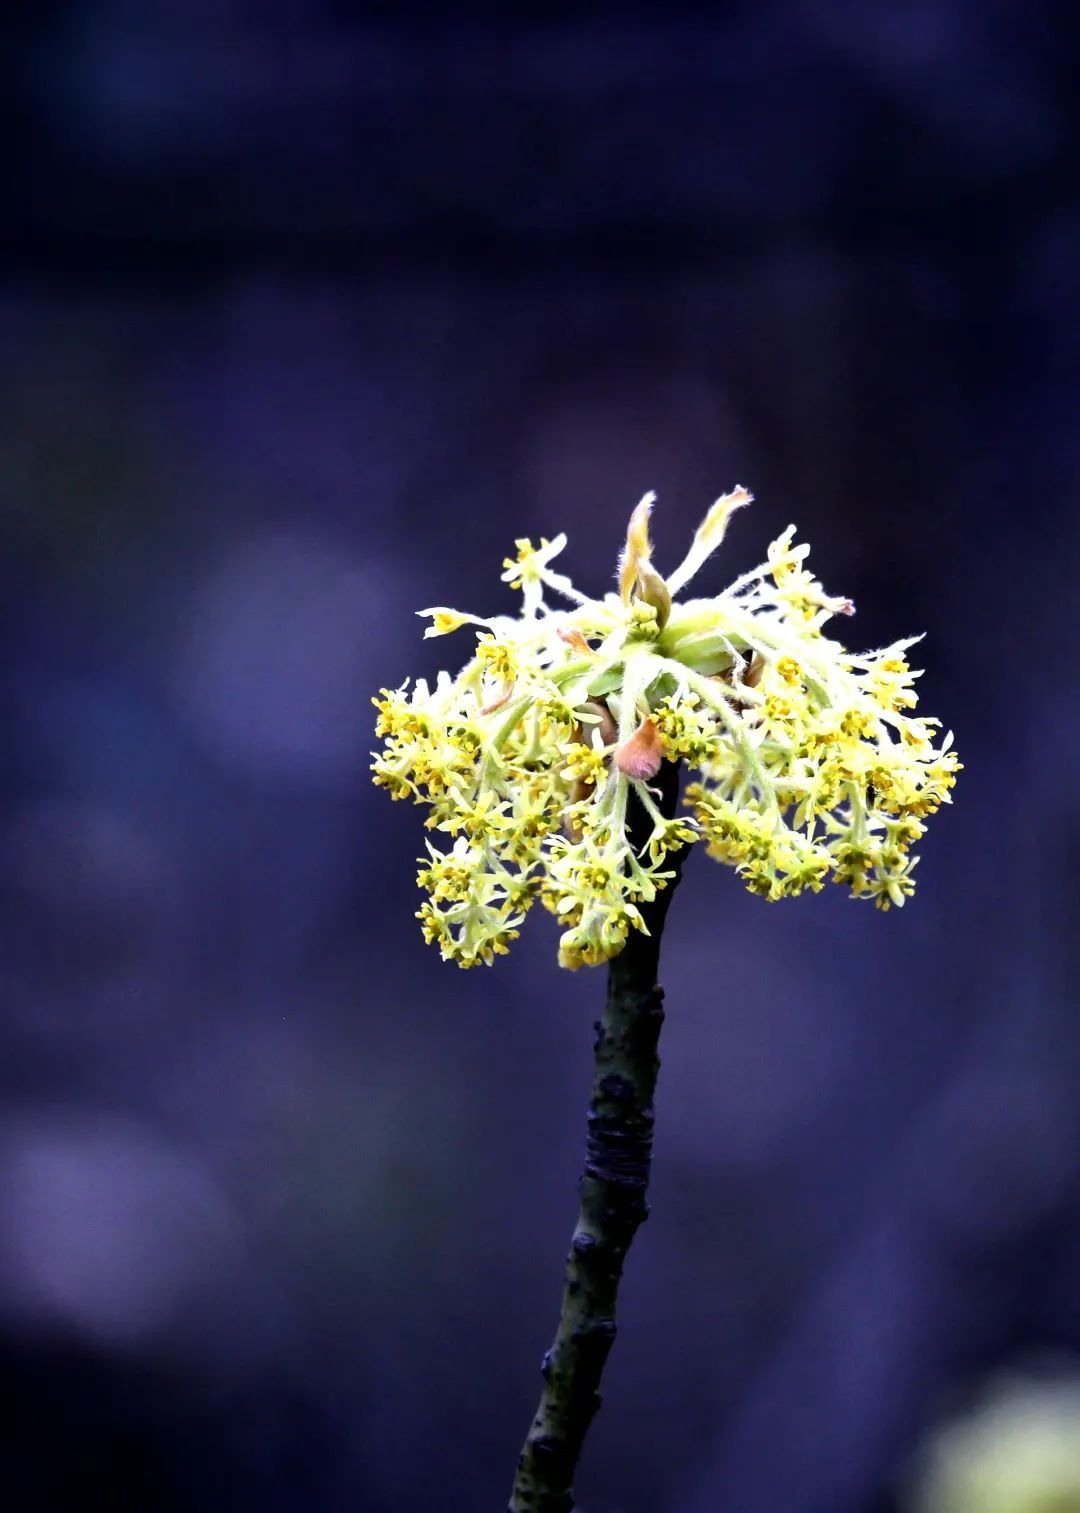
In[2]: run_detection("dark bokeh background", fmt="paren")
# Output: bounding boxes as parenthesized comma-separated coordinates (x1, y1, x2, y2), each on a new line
(2, 4, 1078, 1510)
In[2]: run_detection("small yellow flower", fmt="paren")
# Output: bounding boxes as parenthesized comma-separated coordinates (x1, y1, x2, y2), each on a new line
(500, 534, 577, 617)
(561, 740, 610, 787)
(475, 636, 520, 683)
(418, 607, 470, 638)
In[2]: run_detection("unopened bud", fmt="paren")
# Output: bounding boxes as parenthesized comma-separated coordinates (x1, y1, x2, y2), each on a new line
(633, 563, 672, 630)
(614, 717, 665, 780)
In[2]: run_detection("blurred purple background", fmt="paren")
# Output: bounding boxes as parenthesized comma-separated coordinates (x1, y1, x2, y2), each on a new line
(2, 4, 1078, 1510)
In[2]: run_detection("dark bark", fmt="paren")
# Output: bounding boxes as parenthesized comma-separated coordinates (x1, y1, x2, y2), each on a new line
(507, 761, 688, 1513)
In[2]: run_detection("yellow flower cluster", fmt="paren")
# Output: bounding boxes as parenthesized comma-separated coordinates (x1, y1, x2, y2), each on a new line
(372, 489, 960, 968)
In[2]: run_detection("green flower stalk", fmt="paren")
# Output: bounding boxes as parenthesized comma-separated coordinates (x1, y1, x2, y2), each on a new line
(373, 488, 960, 969)
(371, 489, 960, 1510)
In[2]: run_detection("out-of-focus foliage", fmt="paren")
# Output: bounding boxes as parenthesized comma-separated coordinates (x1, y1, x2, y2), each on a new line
(910, 1376, 1080, 1513)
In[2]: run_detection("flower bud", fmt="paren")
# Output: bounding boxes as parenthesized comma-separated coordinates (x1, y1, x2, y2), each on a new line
(614, 717, 665, 780)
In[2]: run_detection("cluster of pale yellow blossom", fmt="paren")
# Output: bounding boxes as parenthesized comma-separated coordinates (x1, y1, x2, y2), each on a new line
(372, 489, 960, 968)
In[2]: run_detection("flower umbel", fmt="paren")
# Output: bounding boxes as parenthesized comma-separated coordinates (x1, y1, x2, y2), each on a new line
(372, 491, 960, 968)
